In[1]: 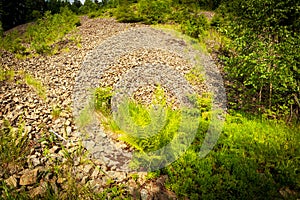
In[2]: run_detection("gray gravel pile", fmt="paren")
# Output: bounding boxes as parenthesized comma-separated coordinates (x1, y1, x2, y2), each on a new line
(0, 17, 144, 198)
(74, 26, 226, 172)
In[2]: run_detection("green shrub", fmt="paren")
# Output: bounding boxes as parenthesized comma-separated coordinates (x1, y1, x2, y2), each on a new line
(0, 31, 28, 55)
(0, 119, 30, 177)
(181, 14, 208, 39)
(215, 0, 300, 119)
(117, 99, 182, 153)
(115, 4, 142, 23)
(137, 0, 172, 24)
(31, 10, 42, 20)
(93, 86, 209, 170)
(79, 0, 98, 14)
(210, 14, 223, 28)
(93, 87, 113, 116)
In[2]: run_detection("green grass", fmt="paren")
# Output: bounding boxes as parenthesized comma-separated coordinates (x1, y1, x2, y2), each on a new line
(0, 7, 80, 56)
(0, 66, 15, 81)
(0, 119, 30, 178)
(51, 105, 62, 120)
(91, 84, 299, 199)
(24, 74, 47, 100)
(162, 112, 300, 199)
(94, 85, 186, 153)
(185, 65, 205, 86)
(0, 67, 47, 100)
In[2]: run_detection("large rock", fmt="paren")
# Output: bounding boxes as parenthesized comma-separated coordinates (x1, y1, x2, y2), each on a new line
(19, 168, 39, 186)
(5, 176, 18, 188)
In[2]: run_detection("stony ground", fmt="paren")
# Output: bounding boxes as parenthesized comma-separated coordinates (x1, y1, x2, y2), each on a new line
(0, 16, 226, 199)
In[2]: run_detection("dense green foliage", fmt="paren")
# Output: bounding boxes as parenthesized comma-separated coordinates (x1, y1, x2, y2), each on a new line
(93, 84, 300, 198)
(93, 87, 113, 116)
(214, 0, 300, 120)
(93, 86, 211, 170)
(116, 86, 183, 152)
(0, 120, 29, 173)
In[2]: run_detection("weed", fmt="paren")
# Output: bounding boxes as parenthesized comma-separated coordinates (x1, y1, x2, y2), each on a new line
(0, 67, 15, 82)
(51, 105, 62, 120)
(185, 65, 205, 85)
(0, 119, 29, 178)
(93, 87, 113, 116)
(25, 74, 47, 100)
(92, 85, 209, 171)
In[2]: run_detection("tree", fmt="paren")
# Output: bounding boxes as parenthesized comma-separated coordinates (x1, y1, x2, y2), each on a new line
(79, 0, 98, 14)
(25, 0, 47, 21)
(70, 0, 82, 14)
(0, 0, 50, 30)
(219, 0, 300, 118)
(0, 0, 27, 30)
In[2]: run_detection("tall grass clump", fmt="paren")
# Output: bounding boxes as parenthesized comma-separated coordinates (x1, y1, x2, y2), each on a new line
(0, 119, 30, 178)
(25, 74, 47, 100)
(0, 66, 15, 81)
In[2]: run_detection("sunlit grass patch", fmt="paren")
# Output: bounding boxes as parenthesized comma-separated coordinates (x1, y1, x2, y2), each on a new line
(185, 65, 205, 85)
(25, 74, 47, 100)
(51, 105, 62, 120)
(0, 66, 15, 81)
(0, 67, 47, 101)
(163, 112, 300, 199)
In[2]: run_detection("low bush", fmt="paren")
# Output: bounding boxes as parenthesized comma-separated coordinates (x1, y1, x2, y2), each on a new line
(93, 85, 211, 171)
(180, 14, 209, 39)
(137, 0, 172, 24)
(114, 4, 142, 23)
